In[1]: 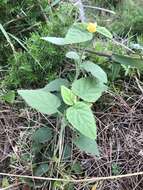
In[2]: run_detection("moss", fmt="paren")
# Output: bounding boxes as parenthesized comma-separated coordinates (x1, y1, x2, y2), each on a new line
(111, 0, 143, 35)
(2, 2, 76, 89)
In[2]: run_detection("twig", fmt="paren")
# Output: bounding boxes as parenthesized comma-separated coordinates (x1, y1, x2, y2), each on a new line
(135, 76, 143, 94)
(70, 0, 86, 22)
(112, 39, 135, 53)
(4, 16, 26, 27)
(37, 0, 48, 23)
(83, 5, 116, 15)
(76, 48, 112, 58)
(85, 49, 112, 58)
(0, 24, 16, 55)
(17, 22, 40, 34)
(0, 171, 143, 183)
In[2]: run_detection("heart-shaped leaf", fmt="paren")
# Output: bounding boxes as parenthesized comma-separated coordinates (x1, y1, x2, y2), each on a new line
(34, 163, 49, 176)
(112, 54, 143, 70)
(74, 134, 100, 156)
(61, 86, 77, 105)
(64, 24, 93, 44)
(41, 37, 65, 45)
(18, 89, 61, 115)
(81, 61, 107, 83)
(42, 23, 93, 45)
(44, 78, 70, 92)
(66, 51, 80, 60)
(32, 126, 53, 144)
(66, 102, 96, 139)
(72, 77, 107, 102)
(96, 26, 113, 39)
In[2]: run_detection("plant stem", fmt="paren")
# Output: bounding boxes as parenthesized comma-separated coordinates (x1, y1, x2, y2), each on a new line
(76, 47, 112, 58)
(58, 117, 66, 165)
(74, 47, 86, 81)
(74, 61, 80, 81)
(53, 112, 67, 165)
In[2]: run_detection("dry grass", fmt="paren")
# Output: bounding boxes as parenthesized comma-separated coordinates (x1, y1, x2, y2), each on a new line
(0, 78, 143, 189)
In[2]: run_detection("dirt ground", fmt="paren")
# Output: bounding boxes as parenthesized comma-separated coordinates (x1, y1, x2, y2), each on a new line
(0, 79, 143, 190)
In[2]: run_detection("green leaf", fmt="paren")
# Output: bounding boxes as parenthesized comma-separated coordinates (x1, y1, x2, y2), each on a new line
(51, 0, 61, 7)
(81, 61, 107, 83)
(44, 78, 70, 92)
(111, 63, 121, 81)
(32, 142, 43, 154)
(71, 161, 83, 174)
(1, 90, 15, 104)
(2, 178, 9, 188)
(65, 23, 93, 44)
(96, 26, 113, 39)
(53, 181, 63, 189)
(72, 77, 107, 102)
(112, 54, 143, 70)
(18, 89, 61, 115)
(62, 144, 72, 160)
(0, 24, 15, 53)
(34, 163, 48, 176)
(66, 51, 80, 60)
(112, 163, 121, 175)
(42, 23, 93, 45)
(66, 102, 96, 139)
(74, 134, 100, 156)
(61, 86, 77, 105)
(65, 183, 74, 190)
(41, 37, 65, 45)
(32, 126, 53, 144)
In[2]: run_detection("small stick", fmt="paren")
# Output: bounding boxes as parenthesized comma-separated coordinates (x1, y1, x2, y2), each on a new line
(70, 0, 86, 22)
(75, 48, 112, 58)
(0, 171, 143, 183)
(83, 5, 116, 15)
(84, 49, 112, 58)
(135, 76, 143, 94)
(37, 0, 48, 23)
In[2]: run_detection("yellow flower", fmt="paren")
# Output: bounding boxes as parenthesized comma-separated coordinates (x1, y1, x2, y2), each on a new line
(87, 22, 97, 33)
